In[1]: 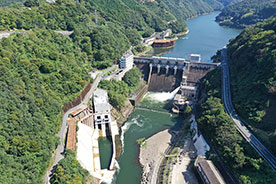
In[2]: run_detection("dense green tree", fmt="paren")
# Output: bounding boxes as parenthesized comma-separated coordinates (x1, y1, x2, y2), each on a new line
(225, 15, 276, 155)
(50, 150, 89, 184)
(123, 67, 142, 88)
(0, 30, 90, 183)
(99, 67, 142, 109)
(24, 0, 39, 7)
(216, 0, 276, 28)
(198, 67, 276, 183)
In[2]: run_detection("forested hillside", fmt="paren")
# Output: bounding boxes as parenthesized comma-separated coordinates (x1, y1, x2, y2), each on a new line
(0, 0, 188, 34)
(157, 0, 213, 18)
(202, 0, 242, 10)
(0, 0, 23, 6)
(226, 15, 276, 156)
(198, 69, 276, 183)
(0, 30, 90, 183)
(0, 0, 190, 68)
(216, 0, 276, 28)
(50, 151, 90, 184)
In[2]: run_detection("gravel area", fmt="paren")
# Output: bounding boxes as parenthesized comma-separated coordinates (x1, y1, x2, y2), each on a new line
(171, 137, 198, 184)
(139, 129, 172, 184)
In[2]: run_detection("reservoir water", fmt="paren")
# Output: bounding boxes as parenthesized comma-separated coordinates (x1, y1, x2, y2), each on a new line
(148, 12, 241, 62)
(114, 12, 241, 184)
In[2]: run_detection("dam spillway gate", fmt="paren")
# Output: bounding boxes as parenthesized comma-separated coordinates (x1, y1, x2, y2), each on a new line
(134, 56, 220, 92)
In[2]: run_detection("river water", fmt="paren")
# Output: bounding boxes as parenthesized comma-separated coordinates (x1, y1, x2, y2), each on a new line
(113, 12, 241, 184)
(148, 12, 241, 62)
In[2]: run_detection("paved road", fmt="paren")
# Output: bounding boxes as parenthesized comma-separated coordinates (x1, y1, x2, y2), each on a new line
(221, 48, 276, 171)
(44, 65, 117, 183)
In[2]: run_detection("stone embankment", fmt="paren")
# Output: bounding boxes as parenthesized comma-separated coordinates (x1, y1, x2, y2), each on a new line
(139, 129, 172, 184)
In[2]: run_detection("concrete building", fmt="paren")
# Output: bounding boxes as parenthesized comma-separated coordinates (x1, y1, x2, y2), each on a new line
(194, 156, 226, 184)
(119, 50, 134, 69)
(93, 89, 112, 136)
(180, 85, 197, 98)
(189, 54, 201, 62)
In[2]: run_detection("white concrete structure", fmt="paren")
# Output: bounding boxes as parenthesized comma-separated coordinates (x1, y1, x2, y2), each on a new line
(180, 85, 197, 98)
(190, 116, 210, 156)
(76, 122, 116, 183)
(76, 122, 95, 174)
(93, 89, 112, 137)
(193, 134, 210, 156)
(46, 0, 55, 3)
(119, 50, 134, 69)
(89, 70, 100, 79)
(190, 54, 201, 62)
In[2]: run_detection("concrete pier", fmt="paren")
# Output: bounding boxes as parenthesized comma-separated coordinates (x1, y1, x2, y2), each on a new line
(165, 65, 169, 75)
(174, 66, 177, 75)
(148, 64, 153, 84)
(157, 64, 161, 73)
(102, 124, 106, 137)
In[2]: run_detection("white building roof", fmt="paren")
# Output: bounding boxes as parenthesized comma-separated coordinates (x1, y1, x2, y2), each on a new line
(94, 89, 108, 104)
(93, 89, 111, 114)
(94, 103, 111, 114)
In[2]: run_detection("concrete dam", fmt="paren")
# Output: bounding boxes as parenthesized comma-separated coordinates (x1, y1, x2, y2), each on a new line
(134, 56, 220, 92)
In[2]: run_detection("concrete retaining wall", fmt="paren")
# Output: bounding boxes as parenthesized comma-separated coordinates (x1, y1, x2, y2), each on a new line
(62, 83, 92, 114)
(130, 85, 148, 106)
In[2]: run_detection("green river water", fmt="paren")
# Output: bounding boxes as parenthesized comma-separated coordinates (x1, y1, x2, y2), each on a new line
(99, 12, 241, 184)
(115, 91, 183, 184)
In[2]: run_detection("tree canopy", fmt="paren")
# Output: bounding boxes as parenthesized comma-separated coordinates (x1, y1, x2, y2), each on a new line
(50, 150, 89, 184)
(198, 68, 276, 183)
(226, 15, 276, 155)
(216, 0, 276, 28)
(99, 67, 142, 109)
(0, 30, 90, 183)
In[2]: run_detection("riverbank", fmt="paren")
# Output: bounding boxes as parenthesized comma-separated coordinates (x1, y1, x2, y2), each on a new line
(174, 29, 189, 37)
(139, 129, 172, 184)
(137, 45, 153, 56)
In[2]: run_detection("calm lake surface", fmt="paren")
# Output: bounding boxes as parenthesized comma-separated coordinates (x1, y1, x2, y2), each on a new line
(148, 12, 241, 62)
(113, 12, 241, 184)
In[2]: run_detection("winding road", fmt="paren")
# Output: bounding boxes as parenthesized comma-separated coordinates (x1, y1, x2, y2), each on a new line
(44, 65, 117, 183)
(221, 48, 276, 171)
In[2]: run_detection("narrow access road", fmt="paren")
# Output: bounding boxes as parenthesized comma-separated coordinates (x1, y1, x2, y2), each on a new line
(44, 65, 117, 183)
(221, 48, 276, 171)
